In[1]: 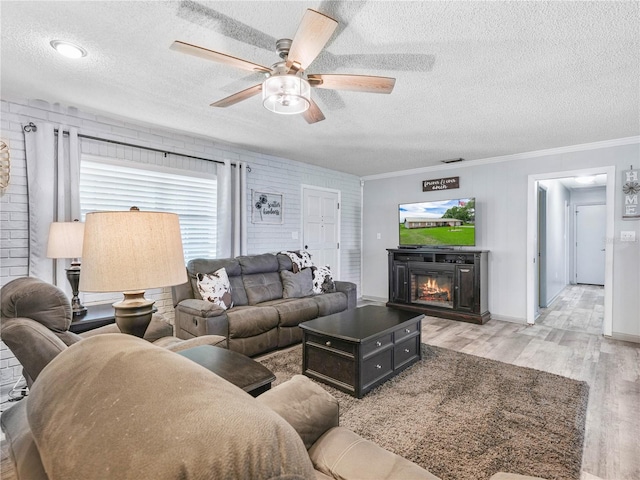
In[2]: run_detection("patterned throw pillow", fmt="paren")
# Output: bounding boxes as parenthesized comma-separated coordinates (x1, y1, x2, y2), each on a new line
(279, 250, 313, 273)
(196, 268, 234, 310)
(311, 265, 336, 294)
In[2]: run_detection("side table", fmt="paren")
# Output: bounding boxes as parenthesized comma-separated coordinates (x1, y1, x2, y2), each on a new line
(178, 345, 276, 397)
(69, 304, 116, 334)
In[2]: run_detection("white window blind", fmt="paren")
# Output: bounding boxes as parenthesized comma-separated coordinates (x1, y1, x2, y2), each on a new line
(79, 159, 217, 262)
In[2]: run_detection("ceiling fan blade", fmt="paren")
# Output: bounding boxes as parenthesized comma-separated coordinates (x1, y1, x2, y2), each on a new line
(308, 74, 396, 94)
(302, 99, 326, 124)
(210, 84, 262, 108)
(286, 9, 338, 72)
(171, 40, 271, 74)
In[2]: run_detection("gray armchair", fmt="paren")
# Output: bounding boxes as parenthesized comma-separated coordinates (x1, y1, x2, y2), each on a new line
(0, 277, 227, 387)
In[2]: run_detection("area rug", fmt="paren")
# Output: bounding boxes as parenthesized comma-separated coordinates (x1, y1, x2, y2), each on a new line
(258, 344, 589, 480)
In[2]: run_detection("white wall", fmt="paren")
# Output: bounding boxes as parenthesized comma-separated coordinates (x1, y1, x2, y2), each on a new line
(0, 98, 361, 400)
(243, 156, 361, 285)
(362, 140, 640, 340)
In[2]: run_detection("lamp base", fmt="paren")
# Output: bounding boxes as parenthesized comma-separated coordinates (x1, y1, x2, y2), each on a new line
(66, 265, 87, 317)
(113, 291, 157, 338)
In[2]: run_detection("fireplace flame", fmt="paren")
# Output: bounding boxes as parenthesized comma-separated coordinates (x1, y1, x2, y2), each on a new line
(419, 277, 451, 302)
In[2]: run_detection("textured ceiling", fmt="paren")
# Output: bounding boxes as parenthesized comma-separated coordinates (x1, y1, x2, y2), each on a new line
(1, 1, 639, 176)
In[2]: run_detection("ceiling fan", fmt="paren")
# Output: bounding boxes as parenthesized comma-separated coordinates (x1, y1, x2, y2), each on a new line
(170, 8, 396, 124)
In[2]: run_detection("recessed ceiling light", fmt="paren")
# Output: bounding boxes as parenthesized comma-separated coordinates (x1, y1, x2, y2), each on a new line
(50, 40, 87, 59)
(575, 176, 596, 184)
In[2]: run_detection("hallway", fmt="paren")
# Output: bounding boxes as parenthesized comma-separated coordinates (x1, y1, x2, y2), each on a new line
(536, 284, 605, 336)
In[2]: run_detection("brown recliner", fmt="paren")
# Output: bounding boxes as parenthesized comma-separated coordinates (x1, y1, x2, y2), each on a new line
(0, 276, 227, 386)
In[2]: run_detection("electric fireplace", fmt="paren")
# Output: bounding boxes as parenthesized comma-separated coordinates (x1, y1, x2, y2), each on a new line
(410, 271, 454, 308)
(387, 249, 490, 325)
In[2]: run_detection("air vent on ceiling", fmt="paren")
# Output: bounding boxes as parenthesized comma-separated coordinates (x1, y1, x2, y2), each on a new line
(441, 158, 464, 164)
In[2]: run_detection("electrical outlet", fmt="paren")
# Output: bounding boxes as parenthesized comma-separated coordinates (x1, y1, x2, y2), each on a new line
(620, 231, 636, 242)
(376, 233, 381, 240)
(291, 231, 298, 240)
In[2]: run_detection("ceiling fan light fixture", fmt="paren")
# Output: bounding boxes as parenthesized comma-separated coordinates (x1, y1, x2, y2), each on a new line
(50, 40, 87, 59)
(262, 74, 310, 115)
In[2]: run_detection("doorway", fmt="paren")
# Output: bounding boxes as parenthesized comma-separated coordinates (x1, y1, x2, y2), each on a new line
(537, 185, 548, 310)
(575, 204, 606, 285)
(526, 167, 614, 336)
(301, 185, 340, 276)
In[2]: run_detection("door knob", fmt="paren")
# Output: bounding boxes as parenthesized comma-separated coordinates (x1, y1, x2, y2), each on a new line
(305, 245, 308, 249)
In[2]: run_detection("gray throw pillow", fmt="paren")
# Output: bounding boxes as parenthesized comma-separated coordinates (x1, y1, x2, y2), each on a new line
(281, 268, 314, 298)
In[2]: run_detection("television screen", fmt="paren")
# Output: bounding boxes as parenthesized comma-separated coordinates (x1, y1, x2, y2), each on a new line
(398, 198, 476, 247)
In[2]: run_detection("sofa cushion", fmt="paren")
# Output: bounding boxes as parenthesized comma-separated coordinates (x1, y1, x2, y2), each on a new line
(0, 400, 48, 480)
(309, 426, 438, 480)
(227, 305, 280, 338)
(0, 277, 71, 332)
(27, 334, 316, 480)
(243, 272, 284, 305)
(312, 292, 348, 317)
(262, 298, 319, 327)
(196, 268, 234, 310)
(238, 253, 279, 274)
(281, 268, 314, 298)
(258, 375, 339, 450)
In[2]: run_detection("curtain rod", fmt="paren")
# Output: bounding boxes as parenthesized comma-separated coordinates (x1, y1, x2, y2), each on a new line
(22, 121, 249, 170)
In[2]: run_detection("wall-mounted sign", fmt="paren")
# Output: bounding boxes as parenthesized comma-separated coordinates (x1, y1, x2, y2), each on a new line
(422, 176, 460, 192)
(622, 168, 640, 219)
(252, 190, 283, 224)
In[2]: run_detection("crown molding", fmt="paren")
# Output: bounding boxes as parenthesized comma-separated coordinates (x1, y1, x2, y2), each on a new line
(361, 136, 640, 181)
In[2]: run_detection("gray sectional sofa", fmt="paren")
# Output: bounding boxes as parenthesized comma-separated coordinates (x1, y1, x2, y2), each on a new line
(171, 253, 357, 357)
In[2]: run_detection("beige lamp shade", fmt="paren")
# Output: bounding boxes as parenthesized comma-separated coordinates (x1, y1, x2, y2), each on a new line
(46, 221, 85, 259)
(79, 209, 187, 293)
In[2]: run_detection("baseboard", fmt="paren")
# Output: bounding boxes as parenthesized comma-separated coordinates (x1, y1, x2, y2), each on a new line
(610, 331, 640, 344)
(360, 295, 387, 303)
(490, 314, 528, 324)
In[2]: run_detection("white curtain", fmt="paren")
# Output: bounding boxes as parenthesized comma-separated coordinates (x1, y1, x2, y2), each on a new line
(24, 122, 81, 290)
(217, 160, 247, 258)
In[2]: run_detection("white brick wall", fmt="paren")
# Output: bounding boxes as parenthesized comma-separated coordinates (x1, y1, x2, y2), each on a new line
(0, 98, 362, 401)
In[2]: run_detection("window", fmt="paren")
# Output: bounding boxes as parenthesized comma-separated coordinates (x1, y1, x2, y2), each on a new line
(80, 157, 217, 262)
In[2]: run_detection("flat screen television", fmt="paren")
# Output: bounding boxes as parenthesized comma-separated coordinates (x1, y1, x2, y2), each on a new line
(398, 197, 475, 247)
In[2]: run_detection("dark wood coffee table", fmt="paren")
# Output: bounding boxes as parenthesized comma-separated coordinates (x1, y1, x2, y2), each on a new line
(299, 305, 424, 398)
(178, 345, 276, 397)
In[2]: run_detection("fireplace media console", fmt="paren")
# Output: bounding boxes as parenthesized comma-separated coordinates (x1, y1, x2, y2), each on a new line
(387, 248, 490, 324)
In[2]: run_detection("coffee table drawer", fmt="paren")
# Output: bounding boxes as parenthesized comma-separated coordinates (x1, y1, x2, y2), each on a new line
(305, 333, 356, 355)
(394, 336, 420, 368)
(362, 348, 393, 388)
(394, 321, 420, 341)
(362, 333, 393, 357)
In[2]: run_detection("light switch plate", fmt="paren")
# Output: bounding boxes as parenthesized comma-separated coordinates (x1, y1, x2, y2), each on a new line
(620, 231, 636, 242)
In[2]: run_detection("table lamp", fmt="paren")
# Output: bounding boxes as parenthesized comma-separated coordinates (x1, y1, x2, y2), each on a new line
(46, 220, 87, 316)
(79, 207, 187, 337)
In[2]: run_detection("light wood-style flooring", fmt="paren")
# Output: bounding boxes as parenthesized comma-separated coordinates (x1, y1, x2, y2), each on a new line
(414, 285, 639, 480)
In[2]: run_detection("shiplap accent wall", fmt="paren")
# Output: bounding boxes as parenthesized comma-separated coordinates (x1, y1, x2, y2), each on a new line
(0, 98, 361, 402)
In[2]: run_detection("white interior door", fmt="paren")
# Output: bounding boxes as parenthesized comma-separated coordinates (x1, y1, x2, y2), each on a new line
(302, 186, 340, 275)
(575, 204, 606, 285)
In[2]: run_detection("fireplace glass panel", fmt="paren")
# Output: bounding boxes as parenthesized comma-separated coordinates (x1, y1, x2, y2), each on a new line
(410, 271, 454, 308)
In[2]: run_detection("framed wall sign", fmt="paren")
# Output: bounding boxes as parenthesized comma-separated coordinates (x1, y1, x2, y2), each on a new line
(622, 168, 640, 219)
(252, 190, 284, 224)
(422, 176, 460, 192)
